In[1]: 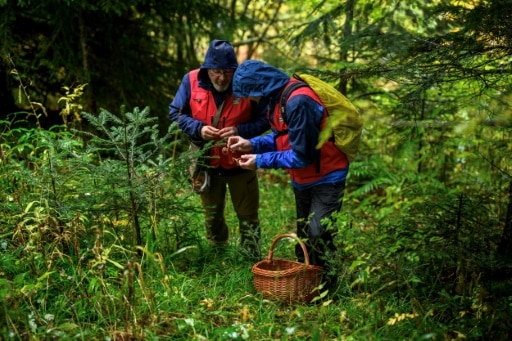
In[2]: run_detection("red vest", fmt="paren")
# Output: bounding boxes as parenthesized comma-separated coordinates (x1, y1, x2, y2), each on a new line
(189, 69, 252, 169)
(271, 79, 348, 184)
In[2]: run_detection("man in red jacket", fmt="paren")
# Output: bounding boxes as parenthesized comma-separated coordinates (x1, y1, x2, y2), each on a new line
(169, 41, 269, 259)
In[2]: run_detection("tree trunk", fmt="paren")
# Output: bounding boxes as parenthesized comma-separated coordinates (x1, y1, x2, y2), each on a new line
(338, 0, 355, 96)
(498, 180, 512, 258)
(78, 11, 95, 115)
(0, 60, 18, 117)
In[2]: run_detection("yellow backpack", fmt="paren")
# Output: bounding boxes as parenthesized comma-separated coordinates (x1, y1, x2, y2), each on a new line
(280, 73, 363, 162)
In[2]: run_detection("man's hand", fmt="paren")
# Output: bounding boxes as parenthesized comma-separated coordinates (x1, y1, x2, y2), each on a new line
(201, 125, 221, 140)
(237, 154, 257, 170)
(218, 126, 238, 139)
(227, 136, 252, 153)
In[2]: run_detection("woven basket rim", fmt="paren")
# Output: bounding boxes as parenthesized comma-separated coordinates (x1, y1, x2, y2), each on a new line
(252, 258, 323, 277)
(252, 234, 324, 276)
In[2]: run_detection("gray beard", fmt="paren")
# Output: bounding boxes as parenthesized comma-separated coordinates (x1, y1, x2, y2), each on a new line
(212, 82, 229, 92)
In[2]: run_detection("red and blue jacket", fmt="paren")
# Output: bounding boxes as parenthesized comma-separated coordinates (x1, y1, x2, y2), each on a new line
(232, 60, 349, 188)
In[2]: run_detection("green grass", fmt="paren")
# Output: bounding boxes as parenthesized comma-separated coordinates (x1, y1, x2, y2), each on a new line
(1, 136, 511, 340)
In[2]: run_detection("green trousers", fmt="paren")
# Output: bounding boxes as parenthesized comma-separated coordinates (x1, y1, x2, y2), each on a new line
(200, 169, 260, 256)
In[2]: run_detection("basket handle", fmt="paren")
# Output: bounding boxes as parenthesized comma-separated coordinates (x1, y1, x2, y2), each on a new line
(267, 233, 311, 266)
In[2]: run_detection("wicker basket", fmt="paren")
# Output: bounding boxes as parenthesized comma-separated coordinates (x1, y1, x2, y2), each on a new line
(252, 233, 324, 303)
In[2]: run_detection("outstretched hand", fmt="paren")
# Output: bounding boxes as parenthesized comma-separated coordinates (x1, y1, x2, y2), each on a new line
(237, 154, 257, 170)
(227, 136, 252, 153)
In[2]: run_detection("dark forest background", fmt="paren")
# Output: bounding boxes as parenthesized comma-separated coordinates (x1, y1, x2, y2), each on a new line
(1, 0, 511, 339)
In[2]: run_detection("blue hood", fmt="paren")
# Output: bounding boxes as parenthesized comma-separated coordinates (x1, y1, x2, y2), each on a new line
(200, 39, 239, 69)
(232, 60, 290, 98)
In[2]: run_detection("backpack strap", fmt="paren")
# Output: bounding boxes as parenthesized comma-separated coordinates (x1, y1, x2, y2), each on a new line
(279, 74, 309, 124)
(279, 74, 322, 174)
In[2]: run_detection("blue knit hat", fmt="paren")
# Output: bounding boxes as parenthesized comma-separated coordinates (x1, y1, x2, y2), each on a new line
(200, 40, 238, 69)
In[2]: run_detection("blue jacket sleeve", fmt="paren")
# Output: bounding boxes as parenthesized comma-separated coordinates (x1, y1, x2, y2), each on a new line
(236, 100, 270, 139)
(250, 132, 276, 153)
(256, 95, 324, 169)
(256, 150, 309, 169)
(169, 73, 205, 141)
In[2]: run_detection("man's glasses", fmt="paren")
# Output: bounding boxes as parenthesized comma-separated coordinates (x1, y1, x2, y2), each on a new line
(209, 69, 235, 76)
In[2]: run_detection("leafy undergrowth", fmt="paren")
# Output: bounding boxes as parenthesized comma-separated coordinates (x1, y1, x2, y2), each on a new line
(2, 172, 511, 340)
(1, 111, 511, 340)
